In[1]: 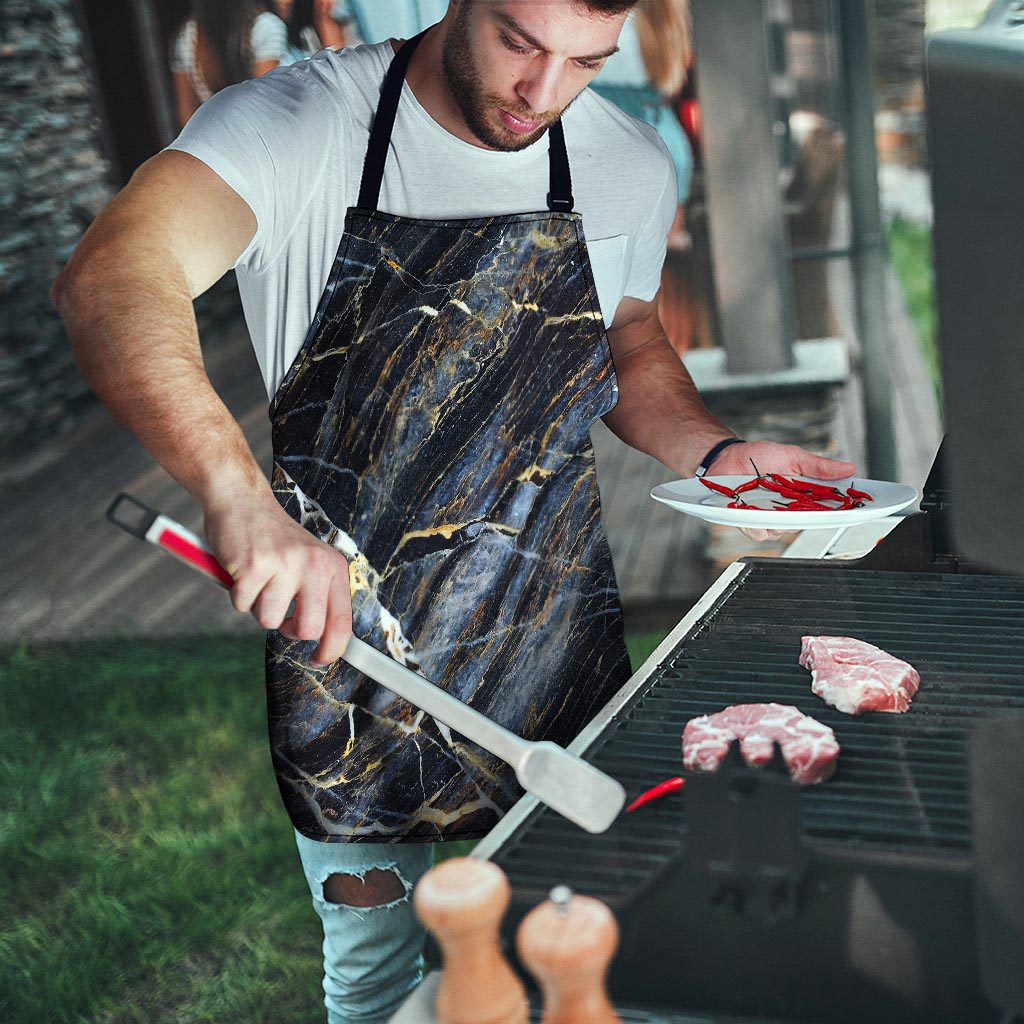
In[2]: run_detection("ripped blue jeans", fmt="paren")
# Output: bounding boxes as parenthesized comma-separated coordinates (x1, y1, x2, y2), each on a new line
(293, 828, 436, 1024)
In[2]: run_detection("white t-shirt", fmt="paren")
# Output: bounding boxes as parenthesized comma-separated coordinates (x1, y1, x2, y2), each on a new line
(168, 40, 677, 400)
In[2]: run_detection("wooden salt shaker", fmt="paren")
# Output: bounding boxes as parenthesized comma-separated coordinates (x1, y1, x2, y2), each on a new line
(413, 856, 528, 1024)
(516, 885, 621, 1024)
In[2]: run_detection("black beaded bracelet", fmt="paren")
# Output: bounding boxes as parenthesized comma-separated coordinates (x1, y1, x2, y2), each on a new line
(694, 437, 745, 478)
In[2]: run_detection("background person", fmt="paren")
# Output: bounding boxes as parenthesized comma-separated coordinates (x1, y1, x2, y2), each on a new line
(337, 0, 449, 45)
(276, 0, 350, 62)
(592, 0, 694, 218)
(170, 0, 289, 127)
(592, 0, 694, 347)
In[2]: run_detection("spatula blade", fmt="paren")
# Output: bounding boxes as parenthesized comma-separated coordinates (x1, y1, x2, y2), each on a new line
(516, 741, 626, 834)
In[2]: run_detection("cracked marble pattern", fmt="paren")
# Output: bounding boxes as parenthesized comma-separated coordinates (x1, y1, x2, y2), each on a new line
(266, 209, 631, 842)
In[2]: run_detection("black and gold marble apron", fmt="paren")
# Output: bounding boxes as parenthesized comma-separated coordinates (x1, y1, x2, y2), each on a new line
(266, 30, 631, 842)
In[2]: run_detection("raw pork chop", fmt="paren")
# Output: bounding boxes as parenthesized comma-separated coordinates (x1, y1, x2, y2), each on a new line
(799, 636, 920, 716)
(682, 703, 839, 785)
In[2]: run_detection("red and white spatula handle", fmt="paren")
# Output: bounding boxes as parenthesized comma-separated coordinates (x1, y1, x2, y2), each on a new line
(106, 493, 234, 589)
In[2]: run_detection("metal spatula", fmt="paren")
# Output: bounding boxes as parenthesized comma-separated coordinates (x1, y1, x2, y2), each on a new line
(106, 493, 626, 834)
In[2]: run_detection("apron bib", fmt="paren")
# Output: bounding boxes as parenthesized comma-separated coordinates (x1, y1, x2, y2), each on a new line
(266, 31, 631, 842)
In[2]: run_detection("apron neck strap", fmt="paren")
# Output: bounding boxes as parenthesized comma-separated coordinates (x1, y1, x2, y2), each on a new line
(358, 29, 426, 212)
(546, 120, 574, 213)
(357, 29, 575, 215)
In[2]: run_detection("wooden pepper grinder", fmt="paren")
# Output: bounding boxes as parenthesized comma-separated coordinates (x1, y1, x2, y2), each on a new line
(516, 885, 621, 1024)
(413, 856, 529, 1024)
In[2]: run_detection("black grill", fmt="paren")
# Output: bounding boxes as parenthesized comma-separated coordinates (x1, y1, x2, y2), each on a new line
(497, 564, 1024, 880)
(487, 560, 1024, 1023)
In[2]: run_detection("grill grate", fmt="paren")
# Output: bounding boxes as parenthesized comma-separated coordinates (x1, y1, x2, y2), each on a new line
(493, 564, 1024, 902)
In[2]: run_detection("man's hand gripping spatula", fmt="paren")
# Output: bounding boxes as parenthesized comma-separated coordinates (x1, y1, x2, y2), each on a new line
(106, 493, 626, 834)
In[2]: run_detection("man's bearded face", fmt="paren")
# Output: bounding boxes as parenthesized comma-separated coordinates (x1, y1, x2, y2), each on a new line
(441, 1, 623, 152)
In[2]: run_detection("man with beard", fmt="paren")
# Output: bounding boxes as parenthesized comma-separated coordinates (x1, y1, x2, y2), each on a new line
(52, 1, 855, 1019)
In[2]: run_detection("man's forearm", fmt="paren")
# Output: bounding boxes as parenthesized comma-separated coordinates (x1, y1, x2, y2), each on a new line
(603, 330, 735, 477)
(52, 253, 271, 514)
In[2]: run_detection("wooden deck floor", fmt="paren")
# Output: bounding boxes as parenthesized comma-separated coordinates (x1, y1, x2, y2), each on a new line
(2, 249, 940, 645)
(0, 326, 272, 643)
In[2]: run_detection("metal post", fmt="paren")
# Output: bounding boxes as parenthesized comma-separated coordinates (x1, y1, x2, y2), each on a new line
(131, 0, 178, 149)
(690, 0, 794, 374)
(837, 1, 899, 480)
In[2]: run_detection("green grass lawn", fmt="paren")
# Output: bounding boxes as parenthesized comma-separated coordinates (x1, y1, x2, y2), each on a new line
(1, 631, 665, 1022)
(887, 215, 942, 408)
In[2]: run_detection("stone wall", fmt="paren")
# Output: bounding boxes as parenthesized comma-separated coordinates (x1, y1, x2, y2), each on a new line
(0, 0, 247, 465)
(0, 0, 116, 462)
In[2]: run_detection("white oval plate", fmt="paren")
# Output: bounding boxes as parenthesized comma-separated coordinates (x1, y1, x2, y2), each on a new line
(650, 476, 920, 530)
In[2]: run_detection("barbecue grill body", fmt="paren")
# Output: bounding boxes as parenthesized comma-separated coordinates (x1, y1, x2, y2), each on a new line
(491, 848, 980, 1023)
(483, 552, 1022, 1023)
(928, 13, 1024, 577)
(608, 850, 977, 1022)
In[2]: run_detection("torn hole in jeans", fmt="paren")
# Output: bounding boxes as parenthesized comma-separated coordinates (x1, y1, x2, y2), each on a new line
(319, 865, 413, 920)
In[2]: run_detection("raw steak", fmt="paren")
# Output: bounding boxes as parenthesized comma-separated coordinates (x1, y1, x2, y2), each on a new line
(799, 636, 920, 716)
(682, 703, 839, 785)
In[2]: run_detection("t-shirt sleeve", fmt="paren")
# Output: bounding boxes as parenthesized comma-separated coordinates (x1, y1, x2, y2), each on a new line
(164, 66, 341, 273)
(623, 133, 678, 302)
(251, 12, 289, 62)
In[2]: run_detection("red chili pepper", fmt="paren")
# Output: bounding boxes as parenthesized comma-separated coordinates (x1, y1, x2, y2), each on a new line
(734, 478, 762, 494)
(768, 473, 816, 494)
(761, 479, 824, 502)
(777, 498, 835, 511)
(625, 776, 685, 813)
(739, 461, 872, 512)
(772, 473, 844, 498)
(758, 478, 801, 497)
(699, 477, 737, 498)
